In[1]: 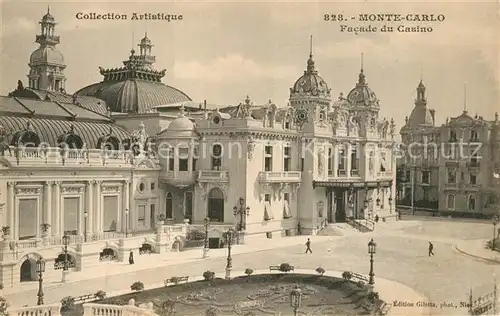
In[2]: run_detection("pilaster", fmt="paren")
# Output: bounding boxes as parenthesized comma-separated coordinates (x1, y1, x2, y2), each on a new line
(95, 180, 102, 233)
(44, 181, 53, 236)
(54, 181, 61, 236)
(86, 181, 94, 234)
(6, 182, 15, 232)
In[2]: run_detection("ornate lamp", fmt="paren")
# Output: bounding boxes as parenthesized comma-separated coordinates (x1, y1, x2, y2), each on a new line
(367, 238, 376, 285)
(36, 258, 45, 305)
(290, 284, 303, 316)
(368, 238, 376, 254)
(36, 258, 45, 274)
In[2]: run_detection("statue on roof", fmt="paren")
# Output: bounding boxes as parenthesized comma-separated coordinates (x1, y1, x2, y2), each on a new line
(233, 96, 252, 119)
(17, 80, 24, 91)
(390, 118, 396, 139)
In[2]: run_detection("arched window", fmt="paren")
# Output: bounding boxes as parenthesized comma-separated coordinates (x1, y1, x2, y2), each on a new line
(447, 194, 455, 210)
(468, 195, 476, 211)
(165, 193, 173, 219)
(208, 188, 224, 222)
(11, 121, 40, 147)
(211, 144, 222, 171)
(57, 125, 84, 149)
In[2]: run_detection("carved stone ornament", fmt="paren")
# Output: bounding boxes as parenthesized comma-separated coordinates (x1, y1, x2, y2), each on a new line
(16, 187, 41, 195)
(102, 186, 121, 193)
(247, 138, 256, 160)
(294, 107, 308, 126)
(62, 186, 83, 194)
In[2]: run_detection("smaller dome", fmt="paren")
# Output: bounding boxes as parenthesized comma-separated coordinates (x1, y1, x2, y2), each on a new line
(168, 116, 195, 131)
(30, 46, 65, 65)
(140, 36, 152, 45)
(346, 70, 379, 107)
(290, 55, 331, 99)
(42, 12, 55, 22)
(408, 107, 434, 128)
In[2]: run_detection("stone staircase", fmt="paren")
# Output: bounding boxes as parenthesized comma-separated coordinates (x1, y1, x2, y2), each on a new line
(317, 223, 361, 236)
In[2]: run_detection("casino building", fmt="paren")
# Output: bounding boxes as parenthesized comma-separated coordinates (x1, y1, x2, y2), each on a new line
(0, 9, 396, 288)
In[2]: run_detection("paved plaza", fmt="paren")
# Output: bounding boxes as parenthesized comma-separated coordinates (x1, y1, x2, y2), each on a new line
(5, 219, 499, 315)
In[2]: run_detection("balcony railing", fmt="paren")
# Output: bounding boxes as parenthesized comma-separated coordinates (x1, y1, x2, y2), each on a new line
(197, 170, 229, 182)
(8, 303, 61, 316)
(83, 303, 158, 316)
(160, 171, 196, 187)
(259, 171, 301, 183)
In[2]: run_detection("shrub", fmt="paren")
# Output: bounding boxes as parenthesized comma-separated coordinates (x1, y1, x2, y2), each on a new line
(357, 280, 365, 288)
(244, 268, 254, 276)
(60, 296, 75, 311)
(203, 270, 215, 281)
(342, 271, 352, 280)
(0, 297, 8, 316)
(367, 291, 380, 302)
(279, 263, 292, 273)
(130, 281, 144, 292)
(315, 267, 325, 275)
(94, 290, 106, 299)
(205, 306, 220, 316)
(157, 299, 176, 316)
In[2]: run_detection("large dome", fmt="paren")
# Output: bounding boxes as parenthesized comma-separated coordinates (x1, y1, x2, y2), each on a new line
(75, 79, 191, 113)
(30, 46, 65, 65)
(290, 56, 330, 99)
(346, 70, 379, 107)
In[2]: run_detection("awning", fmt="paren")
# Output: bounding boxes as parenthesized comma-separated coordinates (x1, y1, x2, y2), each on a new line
(313, 180, 392, 189)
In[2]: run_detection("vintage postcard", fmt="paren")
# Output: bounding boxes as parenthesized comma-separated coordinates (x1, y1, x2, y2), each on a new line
(0, 0, 498, 315)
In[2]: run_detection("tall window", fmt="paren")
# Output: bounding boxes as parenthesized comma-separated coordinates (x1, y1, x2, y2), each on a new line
(185, 192, 193, 222)
(327, 148, 333, 176)
(470, 130, 478, 141)
(447, 169, 456, 184)
(264, 146, 273, 171)
(283, 146, 291, 171)
(447, 194, 455, 210)
(351, 147, 358, 175)
(468, 195, 476, 210)
(338, 149, 346, 175)
(178, 147, 189, 172)
(165, 192, 173, 219)
(422, 171, 430, 184)
(301, 157, 305, 172)
(167, 148, 174, 171)
(449, 130, 457, 142)
(211, 144, 222, 170)
(470, 174, 477, 185)
(379, 152, 386, 172)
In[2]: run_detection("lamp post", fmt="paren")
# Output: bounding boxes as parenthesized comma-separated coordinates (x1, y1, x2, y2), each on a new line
(233, 197, 250, 231)
(125, 208, 129, 237)
(492, 216, 498, 250)
(36, 257, 45, 305)
(203, 217, 210, 258)
(61, 234, 70, 283)
(289, 284, 303, 316)
(83, 211, 88, 242)
(368, 238, 376, 285)
(223, 228, 235, 280)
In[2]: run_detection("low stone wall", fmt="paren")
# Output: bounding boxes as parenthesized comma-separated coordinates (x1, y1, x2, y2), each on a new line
(83, 302, 158, 316)
(8, 303, 61, 316)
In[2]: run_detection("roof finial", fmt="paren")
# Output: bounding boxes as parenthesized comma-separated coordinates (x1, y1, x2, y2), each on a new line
(420, 68, 423, 82)
(361, 52, 364, 72)
(47, 5, 50, 14)
(179, 104, 186, 116)
(463, 83, 467, 113)
(131, 30, 135, 51)
(309, 35, 313, 58)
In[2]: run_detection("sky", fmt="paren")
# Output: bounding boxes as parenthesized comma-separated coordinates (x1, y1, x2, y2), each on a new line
(1, 0, 499, 131)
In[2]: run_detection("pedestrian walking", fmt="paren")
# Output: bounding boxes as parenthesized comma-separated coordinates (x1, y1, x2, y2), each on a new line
(297, 221, 302, 236)
(305, 238, 312, 254)
(375, 214, 379, 223)
(129, 251, 135, 264)
(428, 242, 434, 257)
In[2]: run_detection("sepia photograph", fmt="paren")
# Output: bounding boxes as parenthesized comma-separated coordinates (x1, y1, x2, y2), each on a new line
(0, 0, 498, 315)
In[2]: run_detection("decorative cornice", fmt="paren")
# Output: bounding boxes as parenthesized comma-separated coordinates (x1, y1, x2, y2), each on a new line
(102, 186, 121, 193)
(45, 181, 54, 186)
(62, 186, 84, 194)
(16, 187, 41, 195)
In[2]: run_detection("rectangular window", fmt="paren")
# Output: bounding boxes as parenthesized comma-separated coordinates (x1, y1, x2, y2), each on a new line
(470, 174, 477, 185)
(266, 232, 272, 239)
(470, 130, 478, 142)
(422, 171, 430, 184)
(447, 169, 456, 184)
(19, 199, 37, 240)
(283, 146, 291, 171)
(338, 149, 345, 170)
(211, 144, 222, 171)
(379, 152, 386, 172)
(192, 158, 197, 171)
(449, 130, 457, 142)
(284, 121, 290, 129)
(63, 197, 79, 235)
(138, 205, 146, 221)
(351, 147, 358, 170)
(103, 196, 118, 232)
(178, 147, 189, 172)
(264, 146, 273, 172)
(327, 148, 333, 176)
(168, 148, 174, 171)
(150, 182, 155, 191)
(185, 192, 193, 222)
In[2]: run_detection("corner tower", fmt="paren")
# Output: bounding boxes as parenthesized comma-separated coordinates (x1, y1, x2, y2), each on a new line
(28, 7, 66, 91)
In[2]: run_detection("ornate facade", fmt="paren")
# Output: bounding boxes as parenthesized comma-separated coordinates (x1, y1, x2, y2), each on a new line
(0, 10, 396, 289)
(398, 80, 500, 216)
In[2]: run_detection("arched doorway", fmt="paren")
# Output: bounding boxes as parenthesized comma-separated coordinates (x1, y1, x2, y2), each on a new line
(99, 248, 118, 261)
(208, 188, 224, 222)
(20, 257, 38, 282)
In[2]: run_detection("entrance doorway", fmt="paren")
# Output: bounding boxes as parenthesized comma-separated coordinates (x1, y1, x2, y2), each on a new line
(334, 189, 346, 222)
(208, 238, 220, 249)
(208, 188, 224, 222)
(20, 259, 35, 282)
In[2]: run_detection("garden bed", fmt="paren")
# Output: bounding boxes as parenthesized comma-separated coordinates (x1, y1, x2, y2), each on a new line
(62, 273, 384, 316)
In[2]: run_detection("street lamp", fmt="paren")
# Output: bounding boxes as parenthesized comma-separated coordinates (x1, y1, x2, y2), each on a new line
(36, 257, 45, 305)
(203, 217, 210, 258)
(223, 228, 235, 280)
(83, 210, 88, 242)
(233, 197, 250, 231)
(492, 216, 498, 250)
(125, 208, 129, 237)
(62, 234, 70, 283)
(368, 238, 376, 285)
(289, 284, 303, 316)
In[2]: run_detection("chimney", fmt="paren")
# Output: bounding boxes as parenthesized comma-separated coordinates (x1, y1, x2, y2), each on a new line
(203, 100, 208, 119)
(429, 109, 435, 125)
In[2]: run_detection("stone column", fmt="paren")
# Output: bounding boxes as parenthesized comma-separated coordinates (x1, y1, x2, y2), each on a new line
(86, 181, 94, 234)
(53, 181, 61, 237)
(123, 180, 130, 233)
(95, 181, 102, 233)
(346, 143, 352, 176)
(44, 181, 52, 236)
(6, 182, 15, 235)
(333, 144, 338, 178)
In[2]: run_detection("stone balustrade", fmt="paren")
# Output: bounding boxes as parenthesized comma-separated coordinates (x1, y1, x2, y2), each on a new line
(8, 303, 61, 316)
(83, 303, 158, 316)
(258, 171, 301, 183)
